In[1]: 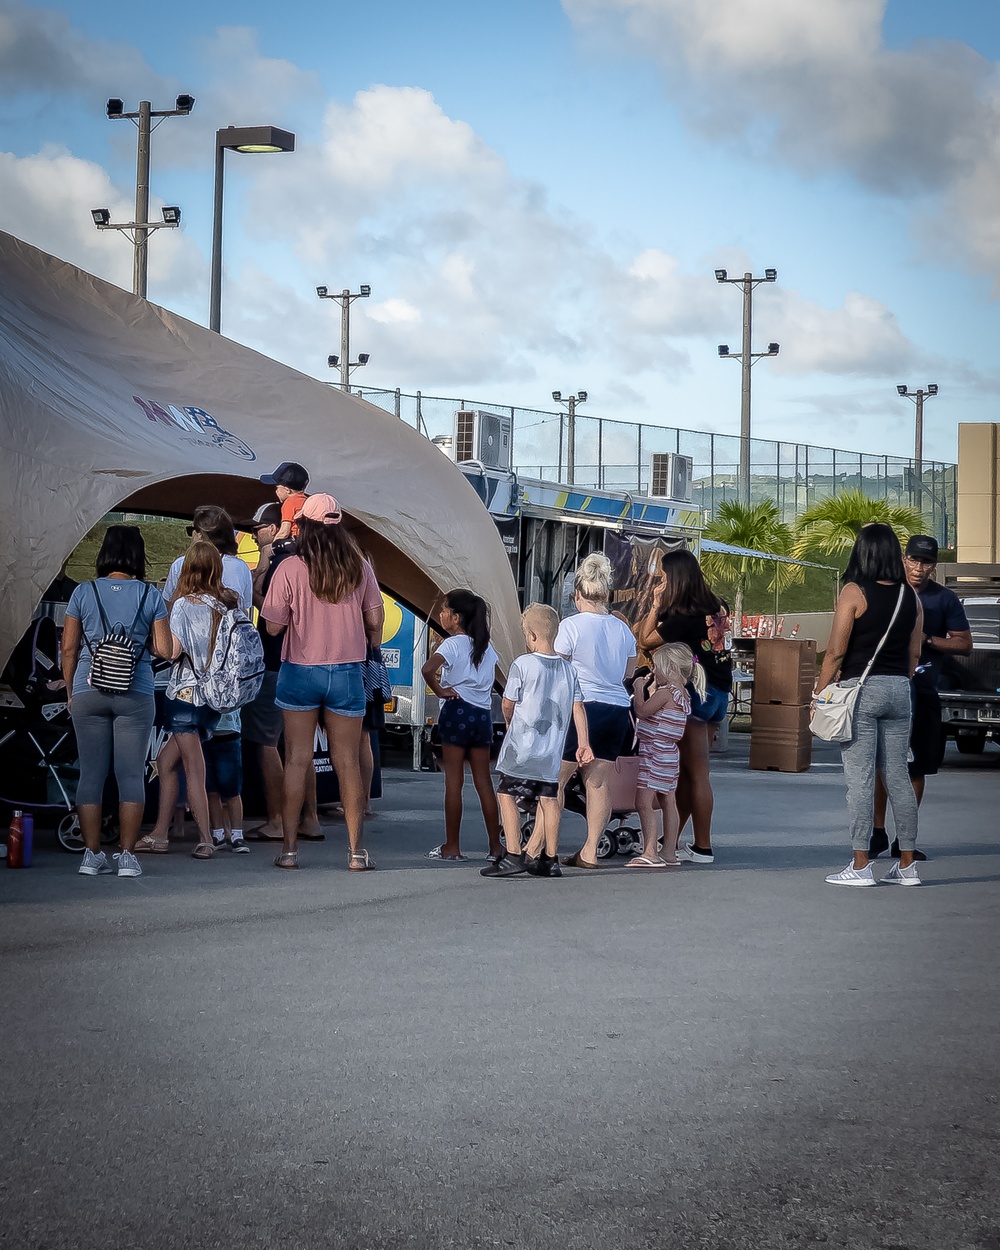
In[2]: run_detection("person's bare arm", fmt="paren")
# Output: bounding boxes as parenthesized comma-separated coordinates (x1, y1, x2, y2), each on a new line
(265, 619, 286, 637)
(151, 617, 172, 660)
(421, 650, 457, 700)
(909, 600, 925, 678)
(635, 681, 675, 720)
(926, 628, 972, 656)
(572, 701, 594, 765)
(363, 603, 385, 647)
(61, 615, 82, 706)
(815, 584, 864, 691)
(635, 607, 665, 653)
(274, 520, 292, 541)
(502, 697, 516, 726)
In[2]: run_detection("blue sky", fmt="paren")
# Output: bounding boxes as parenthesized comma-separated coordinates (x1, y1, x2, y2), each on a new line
(1, 0, 998, 463)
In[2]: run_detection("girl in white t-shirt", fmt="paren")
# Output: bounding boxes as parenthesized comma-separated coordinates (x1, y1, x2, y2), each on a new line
(421, 589, 503, 861)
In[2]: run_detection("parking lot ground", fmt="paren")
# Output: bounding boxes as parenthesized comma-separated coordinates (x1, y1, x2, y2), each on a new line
(1, 737, 998, 1250)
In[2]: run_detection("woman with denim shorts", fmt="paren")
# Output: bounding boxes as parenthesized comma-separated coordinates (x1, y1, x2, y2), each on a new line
(262, 493, 384, 871)
(636, 550, 732, 865)
(816, 524, 923, 887)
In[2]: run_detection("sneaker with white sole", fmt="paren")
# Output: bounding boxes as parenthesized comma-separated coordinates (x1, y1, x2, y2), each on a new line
(676, 843, 714, 864)
(825, 861, 877, 887)
(881, 860, 921, 886)
(230, 837, 250, 854)
(79, 849, 113, 876)
(114, 850, 142, 878)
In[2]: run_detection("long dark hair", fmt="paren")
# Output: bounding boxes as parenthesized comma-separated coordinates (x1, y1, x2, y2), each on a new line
(96, 525, 147, 579)
(656, 549, 721, 618)
(297, 518, 365, 604)
(445, 588, 491, 667)
(192, 504, 238, 557)
(843, 523, 905, 585)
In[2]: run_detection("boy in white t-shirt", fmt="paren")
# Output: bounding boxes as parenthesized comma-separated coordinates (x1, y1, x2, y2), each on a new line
(483, 604, 593, 879)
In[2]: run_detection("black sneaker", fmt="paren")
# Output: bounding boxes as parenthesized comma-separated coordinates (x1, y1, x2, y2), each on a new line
(891, 839, 927, 862)
(524, 853, 546, 877)
(541, 853, 562, 878)
(868, 827, 889, 859)
(481, 853, 526, 878)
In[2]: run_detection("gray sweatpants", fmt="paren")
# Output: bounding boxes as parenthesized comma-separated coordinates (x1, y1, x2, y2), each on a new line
(841, 675, 918, 852)
(71, 689, 155, 805)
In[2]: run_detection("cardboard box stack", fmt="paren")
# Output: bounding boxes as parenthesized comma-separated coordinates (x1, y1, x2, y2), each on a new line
(749, 638, 817, 773)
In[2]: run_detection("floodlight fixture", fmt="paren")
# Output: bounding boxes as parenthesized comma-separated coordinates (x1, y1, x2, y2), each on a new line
(764, 268, 777, 282)
(578, 390, 588, 403)
(328, 355, 339, 367)
(217, 124, 296, 155)
(91, 208, 111, 227)
(161, 205, 181, 225)
(715, 269, 727, 282)
(174, 94, 195, 114)
(927, 383, 939, 396)
(357, 353, 370, 366)
(552, 391, 562, 402)
(359, 285, 371, 297)
(768, 342, 779, 355)
(897, 384, 908, 396)
(316, 286, 328, 298)
(106, 98, 125, 118)
(718, 344, 730, 357)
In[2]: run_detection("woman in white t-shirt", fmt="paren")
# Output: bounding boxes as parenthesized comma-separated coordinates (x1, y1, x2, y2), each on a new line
(556, 553, 637, 869)
(420, 589, 503, 861)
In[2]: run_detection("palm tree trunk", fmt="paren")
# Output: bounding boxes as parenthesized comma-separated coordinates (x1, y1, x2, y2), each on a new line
(733, 585, 745, 638)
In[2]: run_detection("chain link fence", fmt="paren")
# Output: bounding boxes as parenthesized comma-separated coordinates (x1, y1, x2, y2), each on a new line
(352, 387, 957, 547)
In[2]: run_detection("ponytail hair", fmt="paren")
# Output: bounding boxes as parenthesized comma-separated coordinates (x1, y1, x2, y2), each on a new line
(652, 642, 705, 700)
(445, 588, 492, 668)
(574, 552, 613, 604)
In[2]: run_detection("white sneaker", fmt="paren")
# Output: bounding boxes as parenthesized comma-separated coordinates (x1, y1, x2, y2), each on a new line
(114, 850, 142, 878)
(825, 861, 877, 887)
(79, 849, 113, 876)
(676, 843, 715, 864)
(881, 861, 922, 886)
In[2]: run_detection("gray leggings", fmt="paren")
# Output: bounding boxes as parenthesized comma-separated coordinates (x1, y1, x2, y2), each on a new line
(71, 689, 155, 805)
(841, 675, 918, 852)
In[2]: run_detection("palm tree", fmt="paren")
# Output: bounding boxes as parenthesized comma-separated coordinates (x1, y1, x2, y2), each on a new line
(701, 500, 800, 636)
(792, 490, 925, 563)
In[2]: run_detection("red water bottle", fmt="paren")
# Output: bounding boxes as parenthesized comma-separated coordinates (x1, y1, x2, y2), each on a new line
(7, 810, 24, 869)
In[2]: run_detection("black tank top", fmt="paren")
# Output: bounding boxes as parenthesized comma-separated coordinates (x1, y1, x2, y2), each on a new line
(840, 581, 917, 680)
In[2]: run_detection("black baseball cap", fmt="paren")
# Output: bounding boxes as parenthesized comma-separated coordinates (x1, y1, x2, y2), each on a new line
(260, 461, 309, 491)
(905, 534, 938, 563)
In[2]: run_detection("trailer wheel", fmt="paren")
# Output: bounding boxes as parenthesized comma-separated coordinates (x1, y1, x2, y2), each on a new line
(956, 732, 987, 755)
(596, 830, 616, 860)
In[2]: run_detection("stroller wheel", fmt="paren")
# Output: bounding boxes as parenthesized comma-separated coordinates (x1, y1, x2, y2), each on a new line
(615, 826, 643, 856)
(595, 830, 616, 860)
(57, 812, 85, 853)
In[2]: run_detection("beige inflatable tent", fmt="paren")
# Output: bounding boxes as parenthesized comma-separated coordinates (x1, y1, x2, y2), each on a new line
(0, 230, 520, 674)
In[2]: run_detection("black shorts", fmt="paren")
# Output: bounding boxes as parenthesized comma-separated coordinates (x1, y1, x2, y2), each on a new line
(438, 698, 494, 750)
(909, 686, 943, 778)
(562, 701, 633, 762)
(241, 671, 283, 747)
(203, 734, 243, 801)
(497, 773, 559, 801)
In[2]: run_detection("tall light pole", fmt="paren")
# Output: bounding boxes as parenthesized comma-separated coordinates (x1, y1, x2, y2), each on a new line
(210, 124, 296, 334)
(552, 391, 587, 485)
(715, 268, 779, 504)
(90, 95, 194, 297)
(897, 383, 938, 507)
(317, 286, 371, 392)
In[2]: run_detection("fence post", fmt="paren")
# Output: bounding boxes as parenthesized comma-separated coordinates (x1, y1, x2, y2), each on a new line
(394, 388, 401, 421)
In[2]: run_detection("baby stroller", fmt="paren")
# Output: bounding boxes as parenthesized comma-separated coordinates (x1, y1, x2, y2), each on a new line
(509, 756, 643, 860)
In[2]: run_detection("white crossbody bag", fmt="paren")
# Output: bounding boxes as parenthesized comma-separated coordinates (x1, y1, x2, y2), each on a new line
(811, 584, 906, 744)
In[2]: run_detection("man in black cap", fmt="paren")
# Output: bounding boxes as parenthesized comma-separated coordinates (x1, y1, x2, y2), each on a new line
(260, 461, 310, 542)
(871, 534, 972, 860)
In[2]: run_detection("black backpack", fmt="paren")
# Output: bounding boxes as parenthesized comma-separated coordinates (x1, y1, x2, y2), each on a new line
(83, 582, 153, 694)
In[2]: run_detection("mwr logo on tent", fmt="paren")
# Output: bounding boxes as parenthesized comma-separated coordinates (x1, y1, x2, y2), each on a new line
(132, 396, 256, 461)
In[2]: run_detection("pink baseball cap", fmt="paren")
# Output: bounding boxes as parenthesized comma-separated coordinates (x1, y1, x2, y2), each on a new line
(295, 492, 342, 525)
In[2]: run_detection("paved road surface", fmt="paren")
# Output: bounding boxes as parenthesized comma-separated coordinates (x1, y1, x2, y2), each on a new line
(2, 739, 998, 1249)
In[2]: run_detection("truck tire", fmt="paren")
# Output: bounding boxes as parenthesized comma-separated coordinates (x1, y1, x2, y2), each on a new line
(956, 731, 987, 755)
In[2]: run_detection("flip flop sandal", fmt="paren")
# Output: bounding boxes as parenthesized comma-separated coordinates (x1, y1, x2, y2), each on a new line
(348, 849, 376, 872)
(191, 842, 215, 860)
(560, 851, 599, 869)
(626, 855, 667, 869)
(135, 835, 168, 854)
(273, 851, 299, 870)
(426, 846, 466, 860)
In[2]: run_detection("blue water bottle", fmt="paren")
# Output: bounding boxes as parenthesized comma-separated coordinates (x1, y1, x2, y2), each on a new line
(22, 812, 33, 867)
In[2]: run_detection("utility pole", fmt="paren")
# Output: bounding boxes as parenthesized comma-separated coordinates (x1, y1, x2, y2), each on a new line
(317, 285, 371, 392)
(715, 268, 779, 504)
(896, 383, 939, 507)
(91, 96, 194, 298)
(552, 391, 588, 485)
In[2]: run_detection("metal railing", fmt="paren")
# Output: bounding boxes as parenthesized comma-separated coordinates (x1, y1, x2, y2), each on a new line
(351, 388, 958, 547)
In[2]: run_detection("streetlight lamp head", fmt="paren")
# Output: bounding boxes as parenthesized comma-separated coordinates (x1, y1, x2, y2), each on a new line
(91, 208, 111, 227)
(552, 391, 562, 402)
(218, 125, 296, 154)
(359, 285, 371, 297)
(897, 384, 908, 397)
(161, 206, 181, 225)
(764, 268, 777, 282)
(328, 355, 339, 368)
(927, 384, 939, 396)
(357, 353, 370, 366)
(174, 94, 195, 115)
(768, 342, 779, 355)
(316, 286, 328, 298)
(718, 345, 730, 357)
(106, 98, 124, 119)
(715, 269, 728, 282)
(578, 391, 588, 403)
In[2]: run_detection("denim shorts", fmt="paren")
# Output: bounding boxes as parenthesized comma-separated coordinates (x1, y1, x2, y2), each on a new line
(688, 681, 730, 724)
(203, 734, 243, 800)
(438, 697, 494, 749)
(164, 695, 221, 742)
(275, 661, 365, 716)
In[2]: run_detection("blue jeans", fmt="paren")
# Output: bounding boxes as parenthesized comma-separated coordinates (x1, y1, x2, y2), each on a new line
(275, 661, 365, 716)
(688, 681, 729, 724)
(841, 675, 917, 852)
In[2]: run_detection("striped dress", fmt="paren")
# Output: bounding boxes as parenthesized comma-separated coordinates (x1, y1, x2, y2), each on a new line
(636, 684, 690, 793)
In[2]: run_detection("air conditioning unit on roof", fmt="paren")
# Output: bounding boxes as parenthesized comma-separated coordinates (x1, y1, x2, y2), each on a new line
(453, 409, 513, 471)
(649, 452, 693, 501)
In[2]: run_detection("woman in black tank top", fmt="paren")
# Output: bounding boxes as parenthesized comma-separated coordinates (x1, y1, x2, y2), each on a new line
(814, 525, 924, 887)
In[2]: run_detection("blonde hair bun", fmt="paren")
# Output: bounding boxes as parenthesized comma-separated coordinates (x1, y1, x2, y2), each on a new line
(575, 552, 614, 603)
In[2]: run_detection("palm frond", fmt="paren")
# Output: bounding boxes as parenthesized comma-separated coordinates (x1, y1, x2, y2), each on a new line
(792, 491, 926, 561)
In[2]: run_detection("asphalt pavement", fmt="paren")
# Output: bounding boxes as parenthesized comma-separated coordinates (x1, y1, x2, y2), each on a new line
(1, 736, 998, 1250)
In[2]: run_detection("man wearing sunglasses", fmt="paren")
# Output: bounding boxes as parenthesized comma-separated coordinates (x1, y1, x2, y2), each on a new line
(871, 535, 972, 861)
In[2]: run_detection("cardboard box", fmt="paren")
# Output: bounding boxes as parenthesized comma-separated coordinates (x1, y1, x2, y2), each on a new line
(749, 702, 812, 773)
(752, 638, 817, 707)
